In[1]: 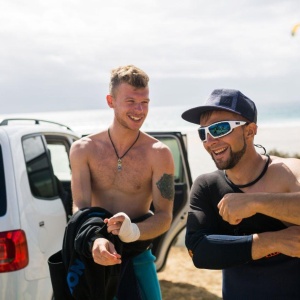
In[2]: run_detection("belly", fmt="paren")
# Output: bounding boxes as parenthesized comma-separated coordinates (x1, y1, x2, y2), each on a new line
(91, 190, 152, 219)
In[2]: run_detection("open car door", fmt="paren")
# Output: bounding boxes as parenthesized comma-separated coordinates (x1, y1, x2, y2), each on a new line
(148, 132, 193, 272)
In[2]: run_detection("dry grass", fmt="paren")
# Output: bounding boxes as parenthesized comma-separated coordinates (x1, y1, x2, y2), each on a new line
(158, 246, 222, 300)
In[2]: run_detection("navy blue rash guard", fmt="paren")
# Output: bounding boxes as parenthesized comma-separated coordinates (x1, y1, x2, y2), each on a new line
(185, 170, 300, 299)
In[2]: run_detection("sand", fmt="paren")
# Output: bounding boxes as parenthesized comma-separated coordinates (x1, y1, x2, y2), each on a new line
(158, 246, 222, 300)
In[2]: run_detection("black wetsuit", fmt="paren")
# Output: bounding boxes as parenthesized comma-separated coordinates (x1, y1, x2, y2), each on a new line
(185, 170, 300, 299)
(49, 207, 153, 300)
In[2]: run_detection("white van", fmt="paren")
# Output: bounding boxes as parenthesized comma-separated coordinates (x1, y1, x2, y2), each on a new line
(0, 119, 192, 300)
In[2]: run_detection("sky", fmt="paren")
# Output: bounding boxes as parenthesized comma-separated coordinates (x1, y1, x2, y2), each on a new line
(1, 0, 300, 114)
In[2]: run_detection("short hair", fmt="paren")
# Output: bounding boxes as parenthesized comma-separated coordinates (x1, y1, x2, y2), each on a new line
(109, 65, 149, 96)
(200, 110, 250, 124)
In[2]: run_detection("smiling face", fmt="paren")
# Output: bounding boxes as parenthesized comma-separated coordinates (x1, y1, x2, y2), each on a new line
(200, 110, 249, 170)
(107, 83, 150, 131)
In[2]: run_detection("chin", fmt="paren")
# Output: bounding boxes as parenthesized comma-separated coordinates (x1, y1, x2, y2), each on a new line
(213, 157, 229, 170)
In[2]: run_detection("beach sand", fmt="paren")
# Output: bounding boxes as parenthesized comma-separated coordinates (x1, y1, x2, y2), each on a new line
(158, 246, 222, 300)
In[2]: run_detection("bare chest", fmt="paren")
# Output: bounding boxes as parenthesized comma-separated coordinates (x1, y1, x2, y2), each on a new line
(89, 150, 152, 194)
(243, 167, 292, 193)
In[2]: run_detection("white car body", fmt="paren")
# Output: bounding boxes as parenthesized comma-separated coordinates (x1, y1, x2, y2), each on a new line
(0, 120, 79, 300)
(0, 119, 192, 300)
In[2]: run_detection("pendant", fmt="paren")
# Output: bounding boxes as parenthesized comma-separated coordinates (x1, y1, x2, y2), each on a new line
(117, 158, 122, 171)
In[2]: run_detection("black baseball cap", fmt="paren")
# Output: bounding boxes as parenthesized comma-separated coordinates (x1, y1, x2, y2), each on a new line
(181, 89, 257, 124)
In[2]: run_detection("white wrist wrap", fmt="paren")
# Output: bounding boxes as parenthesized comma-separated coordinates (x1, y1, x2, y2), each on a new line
(114, 212, 140, 243)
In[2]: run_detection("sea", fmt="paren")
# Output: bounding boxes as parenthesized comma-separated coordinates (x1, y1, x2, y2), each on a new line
(1, 101, 300, 180)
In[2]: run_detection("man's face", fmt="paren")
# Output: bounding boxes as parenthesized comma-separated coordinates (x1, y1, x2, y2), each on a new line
(110, 83, 150, 130)
(200, 110, 247, 170)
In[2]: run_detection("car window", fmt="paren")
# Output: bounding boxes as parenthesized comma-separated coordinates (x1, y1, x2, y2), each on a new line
(0, 145, 7, 216)
(155, 136, 185, 183)
(47, 143, 71, 181)
(22, 135, 58, 199)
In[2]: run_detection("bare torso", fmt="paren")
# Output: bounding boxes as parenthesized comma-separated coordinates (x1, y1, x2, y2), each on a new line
(78, 131, 161, 218)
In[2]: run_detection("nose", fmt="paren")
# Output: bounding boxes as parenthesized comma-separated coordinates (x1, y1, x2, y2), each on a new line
(134, 103, 143, 112)
(205, 133, 217, 144)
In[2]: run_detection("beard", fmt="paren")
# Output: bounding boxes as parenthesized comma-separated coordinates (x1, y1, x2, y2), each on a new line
(212, 137, 247, 170)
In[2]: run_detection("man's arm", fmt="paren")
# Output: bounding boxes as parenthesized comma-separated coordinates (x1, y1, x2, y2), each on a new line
(218, 157, 300, 225)
(185, 177, 252, 269)
(218, 192, 300, 225)
(106, 143, 175, 241)
(138, 144, 175, 240)
(217, 190, 300, 260)
(70, 138, 92, 212)
(70, 138, 122, 265)
(187, 171, 300, 270)
(252, 226, 300, 259)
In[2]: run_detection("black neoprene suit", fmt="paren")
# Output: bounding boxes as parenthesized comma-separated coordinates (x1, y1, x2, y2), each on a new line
(186, 170, 300, 299)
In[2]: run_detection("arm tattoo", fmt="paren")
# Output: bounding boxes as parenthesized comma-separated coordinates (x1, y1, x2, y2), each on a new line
(156, 173, 175, 201)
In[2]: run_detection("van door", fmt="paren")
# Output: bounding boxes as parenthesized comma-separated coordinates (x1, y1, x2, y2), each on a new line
(148, 132, 192, 271)
(20, 133, 73, 281)
(45, 135, 76, 219)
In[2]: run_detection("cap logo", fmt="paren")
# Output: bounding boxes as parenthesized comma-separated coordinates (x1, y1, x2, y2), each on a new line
(219, 95, 237, 110)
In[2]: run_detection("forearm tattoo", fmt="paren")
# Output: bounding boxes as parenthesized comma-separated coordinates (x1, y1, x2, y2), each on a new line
(156, 173, 175, 201)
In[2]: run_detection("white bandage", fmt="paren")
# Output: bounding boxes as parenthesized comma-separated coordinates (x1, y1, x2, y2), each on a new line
(113, 212, 140, 243)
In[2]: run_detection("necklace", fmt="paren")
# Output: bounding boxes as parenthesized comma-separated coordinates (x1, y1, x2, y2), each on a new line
(224, 155, 270, 188)
(108, 128, 140, 171)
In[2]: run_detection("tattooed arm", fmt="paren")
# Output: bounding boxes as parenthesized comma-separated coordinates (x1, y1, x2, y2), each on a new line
(136, 142, 175, 241)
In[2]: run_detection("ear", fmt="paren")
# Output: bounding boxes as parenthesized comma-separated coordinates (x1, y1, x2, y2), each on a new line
(106, 95, 114, 108)
(245, 123, 257, 139)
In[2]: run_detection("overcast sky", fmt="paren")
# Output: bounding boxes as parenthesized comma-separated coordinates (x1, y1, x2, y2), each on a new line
(1, 0, 300, 114)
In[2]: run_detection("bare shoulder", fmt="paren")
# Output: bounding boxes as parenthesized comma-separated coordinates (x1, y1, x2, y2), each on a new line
(271, 155, 300, 169)
(139, 132, 174, 175)
(142, 132, 173, 159)
(270, 155, 300, 182)
(70, 131, 106, 157)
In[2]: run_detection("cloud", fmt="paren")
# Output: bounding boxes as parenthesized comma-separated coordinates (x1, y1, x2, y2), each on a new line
(0, 0, 300, 113)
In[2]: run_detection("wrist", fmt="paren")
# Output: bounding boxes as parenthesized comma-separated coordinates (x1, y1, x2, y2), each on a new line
(120, 222, 140, 243)
(252, 232, 277, 260)
(114, 212, 141, 243)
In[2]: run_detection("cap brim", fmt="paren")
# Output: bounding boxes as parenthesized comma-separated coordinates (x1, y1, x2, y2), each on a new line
(181, 106, 242, 124)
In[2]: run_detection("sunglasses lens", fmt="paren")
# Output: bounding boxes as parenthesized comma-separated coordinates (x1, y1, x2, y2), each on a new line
(208, 122, 231, 137)
(198, 128, 206, 141)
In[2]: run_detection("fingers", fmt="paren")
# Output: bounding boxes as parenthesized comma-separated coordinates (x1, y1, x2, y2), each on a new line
(92, 238, 121, 266)
(218, 200, 229, 221)
(218, 200, 242, 225)
(106, 220, 123, 235)
(105, 215, 126, 235)
(106, 215, 125, 226)
(229, 218, 243, 225)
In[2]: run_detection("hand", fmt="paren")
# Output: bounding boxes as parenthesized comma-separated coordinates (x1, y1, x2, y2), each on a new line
(92, 237, 121, 266)
(275, 226, 300, 258)
(218, 193, 256, 225)
(252, 226, 300, 260)
(105, 212, 140, 243)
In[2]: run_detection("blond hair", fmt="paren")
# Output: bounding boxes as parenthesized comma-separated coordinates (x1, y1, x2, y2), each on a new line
(109, 65, 149, 96)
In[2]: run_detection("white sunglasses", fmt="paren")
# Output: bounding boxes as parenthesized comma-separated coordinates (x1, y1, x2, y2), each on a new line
(198, 120, 248, 142)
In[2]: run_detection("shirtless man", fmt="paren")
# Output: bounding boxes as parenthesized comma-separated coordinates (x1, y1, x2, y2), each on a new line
(69, 65, 175, 299)
(181, 89, 300, 299)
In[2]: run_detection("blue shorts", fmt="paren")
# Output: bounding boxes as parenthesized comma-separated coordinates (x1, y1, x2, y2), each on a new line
(132, 249, 162, 300)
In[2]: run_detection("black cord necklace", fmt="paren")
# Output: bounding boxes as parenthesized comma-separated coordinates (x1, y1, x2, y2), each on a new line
(108, 128, 140, 171)
(224, 155, 270, 188)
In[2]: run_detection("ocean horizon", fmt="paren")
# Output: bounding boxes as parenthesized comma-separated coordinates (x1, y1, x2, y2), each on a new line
(1, 103, 299, 181)
(1, 102, 300, 135)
